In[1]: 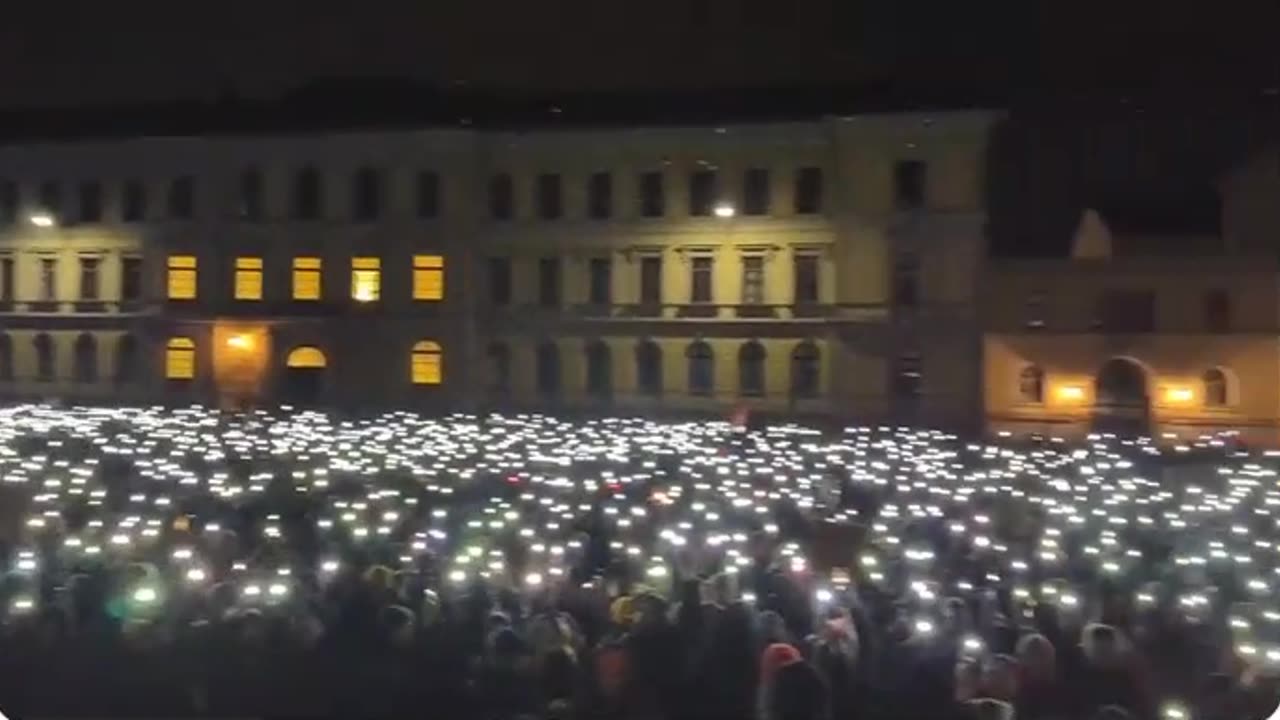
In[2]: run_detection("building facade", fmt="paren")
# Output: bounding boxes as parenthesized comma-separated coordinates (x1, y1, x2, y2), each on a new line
(0, 111, 994, 428)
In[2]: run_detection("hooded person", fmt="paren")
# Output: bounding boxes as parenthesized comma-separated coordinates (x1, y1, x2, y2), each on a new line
(1014, 632, 1062, 719)
(765, 658, 830, 720)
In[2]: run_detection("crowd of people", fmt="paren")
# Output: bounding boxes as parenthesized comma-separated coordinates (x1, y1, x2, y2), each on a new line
(0, 403, 1277, 719)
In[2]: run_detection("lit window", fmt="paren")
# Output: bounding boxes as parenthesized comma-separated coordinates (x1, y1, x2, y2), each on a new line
(165, 337, 195, 380)
(234, 257, 263, 300)
(167, 255, 197, 300)
(293, 257, 322, 300)
(351, 257, 381, 302)
(411, 340, 442, 385)
(412, 255, 444, 301)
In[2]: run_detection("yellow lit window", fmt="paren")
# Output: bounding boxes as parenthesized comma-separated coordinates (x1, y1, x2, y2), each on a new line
(411, 340, 442, 384)
(165, 337, 195, 380)
(351, 257, 381, 302)
(412, 255, 445, 301)
(293, 257, 322, 300)
(167, 255, 197, 300)
(234, 257, 263, 300)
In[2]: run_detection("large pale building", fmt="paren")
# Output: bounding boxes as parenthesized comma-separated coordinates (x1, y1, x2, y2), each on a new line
(0, 107, 996, 429)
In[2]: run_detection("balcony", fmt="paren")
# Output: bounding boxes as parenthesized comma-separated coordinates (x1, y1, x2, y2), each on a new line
(480, 302, 889, 333)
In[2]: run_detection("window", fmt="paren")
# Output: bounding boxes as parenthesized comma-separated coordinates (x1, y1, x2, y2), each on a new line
(487, 342, 510, 393)
(165, 337, 195, 380)
(538, 257, 561, 307)
(239, 168, 264, 220)
(293, 167, 322, 220)
(1203, 368, 1228, 407)
(588, 257, 612, 306)
(1026, 292, 1047, 329)
(234, 257, 264, 301)
(79, 257, 100, 301)
(588, 172, 612, 219)
(893, 353, 923, 402)
(352, 167, 381, 221)
(686, 340, 714, 396)
(167, 176, 195, 219)
(38, 257, 57, 302)
(73, 333, 96, 383)
(794, 254, 819, 304)
(122, 180, 146, 222)
(739, 341, 765, 397)
(115, 335, 137, 384)
(488, 257, 512, 305)
(585, 340, 612, 397)
(1204, 289, 1230, 333)
(741, 256, 765, 305)
(292, 257, 322, 301)
(34, 333, 54, 381)
(794, 167, 823, 214)
(490, 173, 514, 220)
(1019, 365, 1045, 403)
(78, 181, 102, 223)
(743, 168, 770, 216)
(38, 181, 61, 217)
(639, 171, 665, 217)
(640, 256, 663, 306)
(636, 340, 663, 396)
(0, 333, 10, 381)
(0, 256, 12, 301)
(791, 341, 819, 398)
(689, 170, 717, 216)
(350, 257, 381, 302)
(410, 340, 443, 385)
(894, 160, 927, 210)
(893, 255, 920, 308)
(416, 171, 440, 218)
(536, 173, 562, 219)
(536, 341, 561, 396)
(690, 256, 713, 303)
(1098, 290, 1155, 332)
(121, 257, 142, 302)
(413, 255, 445, 301)
(0, 181, 16, 223)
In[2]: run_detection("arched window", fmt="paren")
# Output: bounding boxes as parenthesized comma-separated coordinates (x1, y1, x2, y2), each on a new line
(73, 333, 97, 383)
(410, 341, 442, 385)
(33, 333, 54, 381)
(686, 340, 714, 397)
(790, 341, 819, 398)
(165, 337, 195, 380)
(585, 340, 612, 397)
(1019, 365, 1044, 403)
(536, 341, 561, 396)
(286, 346, 327, 368)
(115, 334, 137, 385)
(487, 342, 510, 393)
(636, 340, 663, 397)
(738, 340, 766, 397)
(0, 333, 11, 382)
(1203, 368, 1228, 407)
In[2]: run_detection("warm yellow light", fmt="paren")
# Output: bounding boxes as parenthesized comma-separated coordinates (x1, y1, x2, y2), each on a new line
(1056, 385, 1085, 401)
(226, 334, 253, 350)
(1165, 386, 1194, 404)
(713, 202, 736, 218)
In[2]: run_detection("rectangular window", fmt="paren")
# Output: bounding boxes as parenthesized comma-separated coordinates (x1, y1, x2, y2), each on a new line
(292, 257, 322, 301)
(588, 257, 612, 306)
(0, 256, 13, 301)
(0, 181, 16, 224)
(411, 343, 442, 385)
(412, 255, 445, 301)
(894, 160, 927, 210)
(690, 256, 713, 303)
(39, 181, 61, 217)
(794, 254, 819, 304)
(689, 170, 716, 216)
(416, 171, 440, 218)
(79, 257, 100, 300)
(639, 171, 665, 217)
(1204, 289, 1230, 333)
(352, 167, 381, 221)
(588, 172, 612, 219)
(350, 257, 381, 302)
(640, 256, 662, 305)
(165, 339, 195, 380)
(121, 257, 142, 302)
(294, 168, 322, 220)
(490, 173, 514, 220)
(234, 257, 263, 301)
(167, 176, 195, 219)
(122, 180, 146, 222)
(893, 255, 920, 308)
(488, 257, 512, 305)
(239, 168, 263, 220)
(536, 173, 562, 219)
(538, 257, 561, 307)
(78, 181, 103, 223)
(167, 255, 197, 300)
(741, 256, 765, 304)
(743, 168, 770, 216)
(39, 257, 57, 302)
(795, 167, 823, 214)
(1098, 290, 1155, 332)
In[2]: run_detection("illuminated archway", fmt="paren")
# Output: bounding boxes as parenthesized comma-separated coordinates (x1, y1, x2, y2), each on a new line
(281, 345, 327, 403)
(286, 346, 327, 369)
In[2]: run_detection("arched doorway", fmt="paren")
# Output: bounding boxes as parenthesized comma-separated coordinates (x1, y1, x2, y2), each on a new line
(1093, 358, 1149, 436)
(283, 346, 326, 404)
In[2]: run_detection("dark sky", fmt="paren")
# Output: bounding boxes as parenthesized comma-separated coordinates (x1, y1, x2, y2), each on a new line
(0, 1, 1275, 108)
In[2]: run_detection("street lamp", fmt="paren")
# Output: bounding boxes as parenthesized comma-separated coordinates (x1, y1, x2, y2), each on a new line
(29, 212, 55, 228)
(226, 334, 253, 350)
(713, 202, 736, 219)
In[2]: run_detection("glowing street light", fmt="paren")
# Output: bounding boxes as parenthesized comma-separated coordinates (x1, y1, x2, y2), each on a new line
(226, 334, 253, 350)
(29, 212, 55, 228)
(713, 202, 736, 219)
